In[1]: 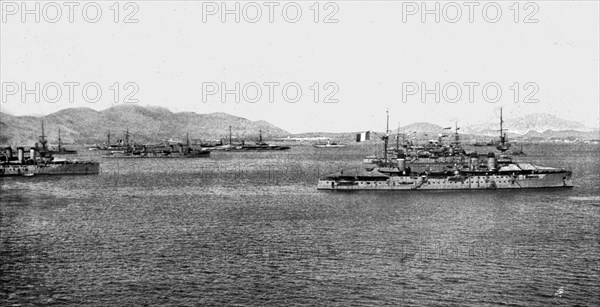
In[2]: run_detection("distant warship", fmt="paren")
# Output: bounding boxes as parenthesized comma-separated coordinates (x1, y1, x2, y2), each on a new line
(313, 140, 346, 148)
(318, 110, 573, 190)
(104, 132, 210, 158)
(98, 129, 130, 152)
(46, 127, 78, 154)
(0, 122, 99, 177)
(213, 127, 290, 151)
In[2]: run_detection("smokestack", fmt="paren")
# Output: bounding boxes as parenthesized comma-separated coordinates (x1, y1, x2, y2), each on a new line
(4, 147, 12, 159)
(487, 152, 496, 171)
(29, 148, 36, 161)
(17, 147, 24, 163)
(397, 158, 406, 172)
(470, 152, 478, 171)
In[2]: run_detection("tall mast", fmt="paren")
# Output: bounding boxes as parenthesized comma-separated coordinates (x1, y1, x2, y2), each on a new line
(496, 107, 510, 152)
(125, 128, 130, 148)
(229, 126, 232, 145)
(386, 110, 389, 136)
(58, 128, 62, 152)
(259, 129, 263, 142)
(396, 123, 400, 150)
(500, 107, 504, 144)
(383, 109, 389, 163)
(40, 120, 47, 151)
(454, 121, 459, 145)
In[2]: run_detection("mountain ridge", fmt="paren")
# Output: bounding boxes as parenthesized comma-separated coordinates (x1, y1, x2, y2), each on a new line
(461, 113, 594, 135)
(1, 106, 597, 146)
(0, 105, 289, 146)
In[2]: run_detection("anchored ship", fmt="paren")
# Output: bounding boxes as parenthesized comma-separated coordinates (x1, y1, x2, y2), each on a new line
(104, 132, 210, 158)
(47, 127, 78, 155)
(364, 121, 465, 166)
(318, 110, 573, 190)
(238, 130, 290, 151)
(1, 123, 99, 177)
(94, 129, 130, 152)
(213, 127, 290, 151)
(313, 140, 346, 148)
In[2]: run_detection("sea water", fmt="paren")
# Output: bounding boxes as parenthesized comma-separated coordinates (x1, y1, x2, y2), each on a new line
(1, 143, 598, 306)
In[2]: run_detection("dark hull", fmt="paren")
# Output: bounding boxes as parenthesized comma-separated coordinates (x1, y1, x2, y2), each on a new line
(228, 146, 290, 151)
(0, 162, 100, 176)
(313, 145, 346, 148)
(48, 150, 78, 155)
(318, 171, 573, 190)
(237, 148, 290, 151)
(103, 151, 210, 158)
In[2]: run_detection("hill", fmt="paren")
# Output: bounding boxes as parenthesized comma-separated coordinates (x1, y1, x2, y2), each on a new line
(1, 107, 597, 146)
(463, 113, 594, 135)
(0, 105, 289, 146)
(522, 129, 600, 141)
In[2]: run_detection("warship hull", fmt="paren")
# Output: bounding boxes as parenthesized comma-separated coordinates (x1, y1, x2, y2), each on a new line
(213, 147, 290, 151)
(322, 110, 574, 191)
(232, 146, 290, 151)
(48, 150, 78, 155)
(103, 150, 210, 158)
(0, 162, 100, 177)
(318, 171, 573, 190)
(313, 144, 346, 148)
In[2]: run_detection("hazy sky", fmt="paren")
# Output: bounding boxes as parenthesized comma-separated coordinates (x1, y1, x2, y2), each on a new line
(1, 1, 598, 133)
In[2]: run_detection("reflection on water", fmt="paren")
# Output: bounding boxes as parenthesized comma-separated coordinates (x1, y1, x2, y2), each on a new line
(1, 144, 599, 306)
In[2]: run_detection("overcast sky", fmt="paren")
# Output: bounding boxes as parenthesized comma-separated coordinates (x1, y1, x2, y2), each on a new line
(1, 1, 598, 133)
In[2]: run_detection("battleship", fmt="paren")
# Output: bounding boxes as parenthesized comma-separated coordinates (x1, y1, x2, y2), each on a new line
(0, 123, 99, 177)
(313, 140, 346, 148)
(104, 145, 211, 158)
(98, 130, 129, 152)
(213, 127, 290, 151)
(103, 132, 210, 158)
(47, 127, 78, 155)
(318, 110, 573, 190)
(86, 129, 136, 152)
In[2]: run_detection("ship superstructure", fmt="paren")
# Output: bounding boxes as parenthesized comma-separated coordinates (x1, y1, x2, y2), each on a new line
(212, 127, 290, 151)
(1, 122, 99, 177)
(313, 140, 346, 148)
(47, 127, 78, 154)
(318, 110, 573, 190)
(104, 132, 210, 158)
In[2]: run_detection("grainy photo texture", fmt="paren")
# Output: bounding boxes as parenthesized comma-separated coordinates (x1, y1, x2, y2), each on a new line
(1, 1, 599, 306)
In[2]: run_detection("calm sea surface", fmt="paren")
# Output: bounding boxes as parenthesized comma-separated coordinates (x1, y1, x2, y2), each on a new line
(1, 143, 599, 306)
